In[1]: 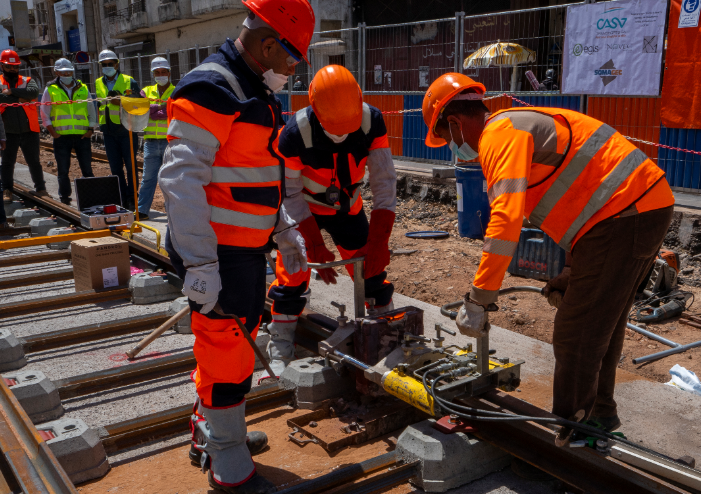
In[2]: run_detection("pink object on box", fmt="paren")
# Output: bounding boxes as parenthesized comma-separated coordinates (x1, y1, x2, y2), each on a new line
(130, 267, 145, 276)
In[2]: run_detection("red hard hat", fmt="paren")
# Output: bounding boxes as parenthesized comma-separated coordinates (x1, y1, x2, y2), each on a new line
(309, 65, 363, 136)
(242, 0, 315, 64)
(0, 50, 21, 66)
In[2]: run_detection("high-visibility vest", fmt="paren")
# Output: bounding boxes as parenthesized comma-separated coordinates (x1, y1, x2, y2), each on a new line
(285, 103, 388, 216)
(95, 73, 134, 125)
(46, 81, 90, 135)
(0, 74, 40, 132)
(471, 107, 672, 303)
(142, 83, 174, 139)
(166, 60, 284, 249)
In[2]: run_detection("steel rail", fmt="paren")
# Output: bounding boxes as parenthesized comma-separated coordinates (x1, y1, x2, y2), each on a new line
(0, 225, 32, 236)
(0, 267, 74, 290)
(20, 313, 170, 354)
(98, 382, 292, 454)
(54, 351, 196, 399)
(0, 288, 132, 320)
(0, 374, 77, 493)
(0, 251, 72, 268)
(276, 452, 399, 494)
(461, 390, 691, 494)
(330, 461, 420, 494)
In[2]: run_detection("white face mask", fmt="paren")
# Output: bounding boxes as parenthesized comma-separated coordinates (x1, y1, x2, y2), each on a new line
(262, 69, 288, 93)
(102, 67, 117, 77)
(59, 76, 74, 86)
(154, 76, 169, 86)
(324, 130, 348, 143)
(449, 123, 479, 161)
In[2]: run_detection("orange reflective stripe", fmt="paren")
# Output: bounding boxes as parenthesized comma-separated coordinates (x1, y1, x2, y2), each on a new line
(168, 99, 238, 147)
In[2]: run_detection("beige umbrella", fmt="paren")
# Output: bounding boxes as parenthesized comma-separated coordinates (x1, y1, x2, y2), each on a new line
(464, 42, 536, 92)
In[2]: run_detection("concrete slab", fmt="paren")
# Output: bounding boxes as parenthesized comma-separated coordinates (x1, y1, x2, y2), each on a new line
(307, 274, 701, 461)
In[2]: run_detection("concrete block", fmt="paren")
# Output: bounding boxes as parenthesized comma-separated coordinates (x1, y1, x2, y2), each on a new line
(46, 227, 75, 250)
(279, 356, 356, 409)
(2, 370, 63, 424)
(13, 208, 43, 226)
(29, 216, 58, 237)
(0, 329, 26, 371)
(129, 273, 181, 305)
(395, 419, 511, 492)
(433, 166, 456, 179)
(38, 417, 110, 484)
(168, 297, 192, 334)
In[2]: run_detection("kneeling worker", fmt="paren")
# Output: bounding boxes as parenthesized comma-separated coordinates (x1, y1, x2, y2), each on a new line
(423, 73, 674, 441)
(264, 65, 397, 379)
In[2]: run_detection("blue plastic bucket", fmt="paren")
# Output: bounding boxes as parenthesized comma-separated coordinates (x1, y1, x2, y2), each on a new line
(455, 165, 490, 239)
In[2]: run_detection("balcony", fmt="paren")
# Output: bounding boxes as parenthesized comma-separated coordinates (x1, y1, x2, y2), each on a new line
(107, 0, 148, 38)
(158, 0, 181, 23)
(192, 0, 247, 18)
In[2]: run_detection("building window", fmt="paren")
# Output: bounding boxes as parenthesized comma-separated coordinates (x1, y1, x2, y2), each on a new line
(328, 54, 345, 67)
(320, 20, 342, 39)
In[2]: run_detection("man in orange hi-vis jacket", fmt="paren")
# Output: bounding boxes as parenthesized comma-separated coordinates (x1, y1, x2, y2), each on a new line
(423, 73, 674, 443)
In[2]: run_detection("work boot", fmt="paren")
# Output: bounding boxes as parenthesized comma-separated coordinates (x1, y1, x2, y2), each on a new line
(374, 300, 395, 315)
(189, 399, 268, 465)
(587, 415, 621, 432)
(259, 315, 297, 383)
(207, 471, 277, 494)
(2, 189, 11, 203)
(59, 197, 71, 206)
(195, 399, 264, 490)
(34, 190, 50, 198)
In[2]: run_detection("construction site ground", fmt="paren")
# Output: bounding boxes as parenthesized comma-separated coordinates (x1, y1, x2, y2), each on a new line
(7, 153, 701, 492)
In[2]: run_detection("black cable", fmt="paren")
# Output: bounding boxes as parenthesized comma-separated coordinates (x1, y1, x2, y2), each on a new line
(422, 370, 678, 462)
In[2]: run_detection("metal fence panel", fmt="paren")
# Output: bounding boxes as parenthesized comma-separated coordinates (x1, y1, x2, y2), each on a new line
(659, 128, 701, 191)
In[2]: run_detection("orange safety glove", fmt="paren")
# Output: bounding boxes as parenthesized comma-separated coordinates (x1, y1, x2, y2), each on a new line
(365, 209, 395, 279)
(297, 216, 338, 285)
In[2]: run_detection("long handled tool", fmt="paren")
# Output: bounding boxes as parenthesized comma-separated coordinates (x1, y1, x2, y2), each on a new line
(213, 304, 278, 382)
(126, 306, 190, 359)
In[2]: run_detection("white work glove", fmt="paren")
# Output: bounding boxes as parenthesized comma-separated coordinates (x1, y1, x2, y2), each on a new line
(275, 227, 308, 275)
(456, 298, 490, 338)
(183, 262, 221, 314)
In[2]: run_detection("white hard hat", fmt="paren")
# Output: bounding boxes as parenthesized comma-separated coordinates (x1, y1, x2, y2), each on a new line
(54, 58, 74, 72)
(150, 57, 170, 72)
(98, 50, 118, 63)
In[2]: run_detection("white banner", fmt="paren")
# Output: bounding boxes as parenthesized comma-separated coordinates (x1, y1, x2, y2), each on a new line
(562, 0, 667, 95)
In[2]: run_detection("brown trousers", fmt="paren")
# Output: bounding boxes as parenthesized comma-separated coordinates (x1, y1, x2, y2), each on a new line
(552, 206, 673, 420)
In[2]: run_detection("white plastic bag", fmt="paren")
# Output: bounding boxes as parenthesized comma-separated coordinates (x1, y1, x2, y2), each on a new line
(665, 364, 701, 396)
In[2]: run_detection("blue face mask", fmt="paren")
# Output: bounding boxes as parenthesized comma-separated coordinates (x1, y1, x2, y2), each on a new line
(102, 67, 117, 77)
(449, 123, 479, 161)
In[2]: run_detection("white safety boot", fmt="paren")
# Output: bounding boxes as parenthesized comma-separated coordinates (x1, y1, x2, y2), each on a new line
(375, 300, 395, 314)
(195, 400, 276, 494)
(259, 315, 297, 382)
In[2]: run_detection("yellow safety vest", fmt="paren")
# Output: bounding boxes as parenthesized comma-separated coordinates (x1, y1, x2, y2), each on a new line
(95, 73, 134, 125)
(142, 83, 174, 139)
(47, 81, 90, 135)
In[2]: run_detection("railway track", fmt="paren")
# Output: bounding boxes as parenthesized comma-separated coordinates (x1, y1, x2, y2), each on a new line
(0, 186, 698, 494)
(39, 140, 144, 170)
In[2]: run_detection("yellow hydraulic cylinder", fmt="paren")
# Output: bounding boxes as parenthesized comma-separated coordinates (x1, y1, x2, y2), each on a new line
(382, 370, 435, 416)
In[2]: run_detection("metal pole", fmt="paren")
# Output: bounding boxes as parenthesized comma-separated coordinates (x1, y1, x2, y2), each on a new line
(195, 43, 200, 66)
(358, 23, 366, 91)
(287, 75, 293, 115)
(458, 12, 465, 73)
(137, 52, 143, 88)
(632, 339, 701, 365)
(627, 322, 679, 348)
(354, 259, 365, 319)
(476, 333, 490, 375)
(454, 14, 460, 73)
(165, 49, 170, 68)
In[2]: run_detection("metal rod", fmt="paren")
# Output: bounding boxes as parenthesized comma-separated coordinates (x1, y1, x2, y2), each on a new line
(627, 323, 680, 349)
(632, 339, 701, 365)
(354, 259, 365, 319)
(129, 130, 139, 222)
(0, 288, 131, 320)
(333, 349, 370, 371)
(276, 452, 397, 494)
(308, 256, 364, 269)
(441, 286, 543, 319)
(0, 229, 112, 249)
(126, 307, 190, 359)
(331, 461, 420, 494)
(476, 334, 490, 375)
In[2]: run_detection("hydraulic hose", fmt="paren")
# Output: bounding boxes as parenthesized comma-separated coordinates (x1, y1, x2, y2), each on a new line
(441, 286, 544, 320)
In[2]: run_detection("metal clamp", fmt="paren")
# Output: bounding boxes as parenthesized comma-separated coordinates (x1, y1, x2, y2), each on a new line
(125, 221, 167, 256)
(288, 427, 318, 446)
(309, 257, 366, 319)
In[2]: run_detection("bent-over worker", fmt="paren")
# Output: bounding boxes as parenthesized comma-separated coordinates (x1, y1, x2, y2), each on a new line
(264, 64, 397, 379)
(158, 1, 315, 492)
(422, 73, 674, 442)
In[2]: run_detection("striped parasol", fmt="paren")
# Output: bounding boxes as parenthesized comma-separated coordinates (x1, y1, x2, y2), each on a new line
(463, 42, 536, 69)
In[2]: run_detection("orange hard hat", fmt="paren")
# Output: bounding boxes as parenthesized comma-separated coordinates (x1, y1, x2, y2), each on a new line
(309, 65, 363, 136)
(0, 50, 20, 66)
(242, 0, 315, 64)
(423, 73, 486, 148)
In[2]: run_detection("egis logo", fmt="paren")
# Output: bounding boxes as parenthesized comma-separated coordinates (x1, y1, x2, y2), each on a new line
(597, 17, 627, 29)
